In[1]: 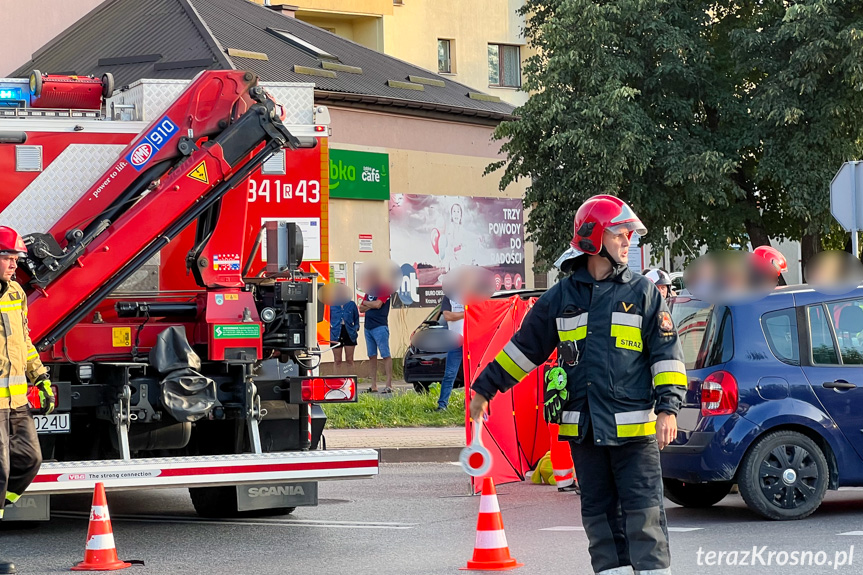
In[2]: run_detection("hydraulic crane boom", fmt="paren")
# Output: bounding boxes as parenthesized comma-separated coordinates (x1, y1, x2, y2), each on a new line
(20, 71, 301, 349)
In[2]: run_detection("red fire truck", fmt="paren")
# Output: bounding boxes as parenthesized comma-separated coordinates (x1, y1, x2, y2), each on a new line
(0, 70, 376, 520)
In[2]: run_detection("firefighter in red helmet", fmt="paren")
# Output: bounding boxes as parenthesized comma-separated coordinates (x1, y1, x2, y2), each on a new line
(753, 245, 788, 287)
(0, 227, 52, 575)
(471, 195, 685, 575)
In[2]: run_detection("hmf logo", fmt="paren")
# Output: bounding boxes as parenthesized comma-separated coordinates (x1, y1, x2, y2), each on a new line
(248, 485, 305, 498)
(129, 143, 153, 166)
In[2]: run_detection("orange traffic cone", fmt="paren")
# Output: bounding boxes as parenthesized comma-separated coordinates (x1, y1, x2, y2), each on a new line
(550, 424, 576, 489)
(461, 477, 523, 571)
(72, 482, 131, 571)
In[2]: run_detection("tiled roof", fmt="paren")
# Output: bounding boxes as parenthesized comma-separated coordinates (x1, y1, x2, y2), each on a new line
(13, 0, 516, 122)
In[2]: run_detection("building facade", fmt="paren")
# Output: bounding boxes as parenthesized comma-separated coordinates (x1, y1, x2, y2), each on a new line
(7, 0, 531, 369)
(242, 0, 530, 107)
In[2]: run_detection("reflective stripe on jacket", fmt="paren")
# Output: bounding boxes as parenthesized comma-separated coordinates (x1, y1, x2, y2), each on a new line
(472, 257, 686, 446)
(0, 281, 48, 410)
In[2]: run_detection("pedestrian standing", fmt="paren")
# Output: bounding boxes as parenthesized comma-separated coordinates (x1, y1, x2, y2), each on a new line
(435, 294, 464, 411)
(469, 196, 686, 575)
(0, 227, 55, 575)
(360, 269, 394, 393)
(329, 284, 359, 375)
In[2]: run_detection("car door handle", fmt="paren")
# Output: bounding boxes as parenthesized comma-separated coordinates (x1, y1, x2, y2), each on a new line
(823, 380, 857, 390)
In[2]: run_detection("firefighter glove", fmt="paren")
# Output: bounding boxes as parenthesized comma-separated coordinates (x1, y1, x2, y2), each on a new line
(35, 380, 55, 415)
(544, 367, 568, 423)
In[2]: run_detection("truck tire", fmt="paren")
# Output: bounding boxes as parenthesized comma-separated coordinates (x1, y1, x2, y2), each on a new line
(737, 430, 828, 521)
(663, 478, 732, 508)
(189, 486, 295, 518)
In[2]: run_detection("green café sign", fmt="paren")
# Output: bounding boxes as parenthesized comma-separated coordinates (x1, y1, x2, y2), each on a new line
(329, 149, 390, 200)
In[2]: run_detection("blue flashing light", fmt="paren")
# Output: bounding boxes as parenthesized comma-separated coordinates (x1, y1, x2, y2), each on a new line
(0, 88, 22, 100)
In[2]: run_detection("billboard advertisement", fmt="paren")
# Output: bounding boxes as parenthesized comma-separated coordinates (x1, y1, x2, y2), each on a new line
(389, 194, 525, 307)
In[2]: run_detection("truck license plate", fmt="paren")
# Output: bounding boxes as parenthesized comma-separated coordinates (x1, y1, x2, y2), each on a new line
(33, 414, 70, 434)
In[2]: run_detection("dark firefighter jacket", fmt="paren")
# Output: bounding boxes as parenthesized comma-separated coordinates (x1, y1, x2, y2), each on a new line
(472, 257, 686, 446)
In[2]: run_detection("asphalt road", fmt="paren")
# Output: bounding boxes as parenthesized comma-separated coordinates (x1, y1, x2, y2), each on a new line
(5, 463, 863, 574)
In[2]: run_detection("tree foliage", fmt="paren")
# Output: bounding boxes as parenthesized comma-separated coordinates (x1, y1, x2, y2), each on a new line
(490, 0, 863, 270)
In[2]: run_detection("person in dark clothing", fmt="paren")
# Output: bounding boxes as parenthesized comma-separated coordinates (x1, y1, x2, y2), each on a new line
(469, 196, 686, 575)
(361, 274, 394, 393)
(329, 283, 359, 375)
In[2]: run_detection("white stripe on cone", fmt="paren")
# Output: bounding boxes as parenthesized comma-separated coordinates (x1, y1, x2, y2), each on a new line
(85, 533, 116, 550)
(478, 495, 500, 514)
(475, 529, 509, 549)
(90, 506, 110, 521)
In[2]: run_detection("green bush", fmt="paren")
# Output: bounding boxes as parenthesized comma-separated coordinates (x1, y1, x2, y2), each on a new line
(323, 385, 465, 429)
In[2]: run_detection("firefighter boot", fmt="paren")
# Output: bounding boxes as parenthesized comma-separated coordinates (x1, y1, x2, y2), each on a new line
(0, 558, 16, 574)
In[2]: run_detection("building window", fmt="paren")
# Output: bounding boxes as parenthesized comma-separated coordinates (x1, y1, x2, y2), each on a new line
(268, 28, 338, 61)
(438, 39, 453, 74)
(488, 44, 521, 88)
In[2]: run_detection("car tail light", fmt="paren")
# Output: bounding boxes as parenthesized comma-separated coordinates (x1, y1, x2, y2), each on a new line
(301, 377, 356, 403)
(701, 370, 738, 416)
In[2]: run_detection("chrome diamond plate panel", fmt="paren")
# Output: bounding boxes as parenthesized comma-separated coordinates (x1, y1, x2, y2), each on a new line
(0, 144, 126, 234)
(261, 82, 314, 125)
(106, 79, 314, 124)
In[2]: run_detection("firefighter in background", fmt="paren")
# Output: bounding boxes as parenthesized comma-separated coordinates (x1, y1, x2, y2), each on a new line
(752, 245, 788, 287)
(470, 196, 686, 575)
(643, 268, 673, 301)
(0, 227, 54, 575)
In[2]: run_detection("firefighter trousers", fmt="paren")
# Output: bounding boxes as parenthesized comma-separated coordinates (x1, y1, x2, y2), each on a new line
(570, 428, 670, 575)
(0, 406, 42, 518)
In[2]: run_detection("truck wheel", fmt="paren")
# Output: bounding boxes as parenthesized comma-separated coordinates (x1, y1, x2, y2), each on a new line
(189, 486, 295, 518)
(737, 430, 828, 520)
(663, 479, 732, 508)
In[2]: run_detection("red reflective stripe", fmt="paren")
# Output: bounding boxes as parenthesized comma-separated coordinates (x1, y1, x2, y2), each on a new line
(32, 458, 378, 484)
(476, 511, 504, 532)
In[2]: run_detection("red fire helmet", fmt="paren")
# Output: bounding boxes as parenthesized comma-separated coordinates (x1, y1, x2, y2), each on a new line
(753, 245, 787, 276)
(0, 227, 26, 257)
(571, 195, 647, 255)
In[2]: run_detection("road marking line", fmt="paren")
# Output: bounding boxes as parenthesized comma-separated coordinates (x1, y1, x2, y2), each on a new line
(51, 511, 417, 530)
(838, 531, 863, 536)
(540, 526, 703, 533)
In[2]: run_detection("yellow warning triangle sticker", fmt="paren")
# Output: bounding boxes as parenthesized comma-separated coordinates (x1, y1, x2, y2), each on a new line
(187, 161, 209, 184)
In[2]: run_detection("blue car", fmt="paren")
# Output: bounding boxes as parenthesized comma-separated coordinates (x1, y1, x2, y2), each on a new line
(662, 285, 863, 520)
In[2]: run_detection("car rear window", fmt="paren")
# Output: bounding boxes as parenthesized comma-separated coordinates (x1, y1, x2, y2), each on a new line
(761, 308, 799, 365)
(670, 297, 733, 370)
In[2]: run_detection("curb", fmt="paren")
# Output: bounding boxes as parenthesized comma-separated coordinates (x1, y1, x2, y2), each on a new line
(377, 446, 463, 463)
